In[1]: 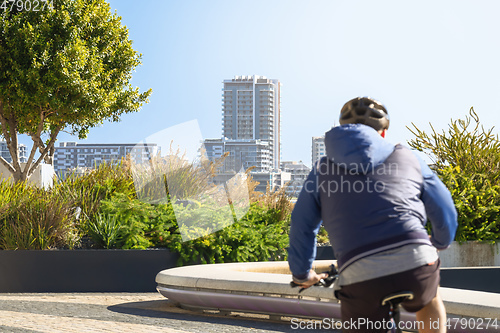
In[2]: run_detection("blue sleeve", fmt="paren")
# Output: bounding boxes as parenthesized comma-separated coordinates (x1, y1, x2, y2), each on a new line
(417, 157, 458, 249)
(288, 165, 323, 280)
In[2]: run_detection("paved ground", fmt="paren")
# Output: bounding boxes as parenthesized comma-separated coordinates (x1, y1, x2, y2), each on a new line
(0, 293, 341, 333)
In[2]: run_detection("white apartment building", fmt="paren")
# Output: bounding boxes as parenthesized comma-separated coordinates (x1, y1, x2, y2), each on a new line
(54, 142, 159, 176)
(0, 141, 27, 163)
(222, 75, 281, 170)
(202, 75, 282, 193)
(280, 161, 311, 197)
(312, 136, 326, 166)
(204, 138, 272, 173)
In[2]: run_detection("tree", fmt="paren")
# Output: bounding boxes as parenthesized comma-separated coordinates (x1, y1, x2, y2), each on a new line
(0, 0, 152, 182)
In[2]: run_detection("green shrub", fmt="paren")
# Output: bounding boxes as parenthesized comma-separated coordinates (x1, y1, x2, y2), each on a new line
(438, 166, 500, 241)
(97, 193, 153, 249)
(145, 202, 178, 248)
(87, 213, 122, 249)
(408, 107, 500, 183)
(94, 193, 178, 249)
(0, 184, 78, 250)
(95, 170, 293, 262)
(169, 202, 290, 265)
(0, 153, 293, 264)
(316, 225, 330, 245)
(53, 160, 136, 224)
(408, 108, 500, 241)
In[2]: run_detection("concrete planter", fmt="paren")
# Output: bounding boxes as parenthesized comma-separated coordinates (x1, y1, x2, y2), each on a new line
(0, 249, 178, 293)
(438, 241, 500, 267)
(313, 242, 500, 267)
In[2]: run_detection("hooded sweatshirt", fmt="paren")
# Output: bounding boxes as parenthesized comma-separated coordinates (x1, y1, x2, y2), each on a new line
(288, 124, 457, 281)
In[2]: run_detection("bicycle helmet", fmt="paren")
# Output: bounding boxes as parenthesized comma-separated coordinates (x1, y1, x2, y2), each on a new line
(339, 97, 390, 131)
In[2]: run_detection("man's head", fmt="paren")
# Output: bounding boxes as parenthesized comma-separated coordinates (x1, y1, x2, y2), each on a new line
(339, 97, 390, 137)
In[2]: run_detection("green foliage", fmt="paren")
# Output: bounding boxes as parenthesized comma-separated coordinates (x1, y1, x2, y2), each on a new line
(438, 166, 500, 241)
(145, 203, 177, 248)
(0, 154, 292, 266)
(96, 193, 178, 250)
(98, 193, 152, 249)
(86, 213, 121, 249)
(408, 108, 500, 241)
(0, 182, 78, 249)
(408, 107, 500, 181)
(0, 0, 151, 182)
(170, 203, 290, 266)
(0, 179, 24, 207)
(53, 160, 135, 225)
(316, 225, 330, 245)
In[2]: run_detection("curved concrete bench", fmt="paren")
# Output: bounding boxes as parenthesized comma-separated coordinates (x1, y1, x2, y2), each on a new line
(156, 260, 500, 331)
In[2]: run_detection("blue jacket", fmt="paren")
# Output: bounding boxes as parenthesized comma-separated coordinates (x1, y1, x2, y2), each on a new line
(288, 124, 458, 280)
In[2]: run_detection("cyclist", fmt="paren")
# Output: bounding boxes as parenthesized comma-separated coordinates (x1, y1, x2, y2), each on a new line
(288, 97, 457, 333)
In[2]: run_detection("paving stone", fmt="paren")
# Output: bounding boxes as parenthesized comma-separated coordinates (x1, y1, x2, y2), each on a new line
(0, 293, 341, 333)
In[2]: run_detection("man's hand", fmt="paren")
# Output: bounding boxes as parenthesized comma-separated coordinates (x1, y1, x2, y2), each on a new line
(293, 270, 329, 289)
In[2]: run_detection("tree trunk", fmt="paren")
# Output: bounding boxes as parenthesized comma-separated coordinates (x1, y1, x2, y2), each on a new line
(0, 101, 60, 183)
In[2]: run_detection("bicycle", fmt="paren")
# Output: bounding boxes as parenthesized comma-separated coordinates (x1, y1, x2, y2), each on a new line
(381, 291, 414, 333)
(290, 264, 414, 333)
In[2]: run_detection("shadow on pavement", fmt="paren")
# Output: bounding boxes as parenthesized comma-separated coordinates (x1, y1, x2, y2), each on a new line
(107, 299, 341, 333)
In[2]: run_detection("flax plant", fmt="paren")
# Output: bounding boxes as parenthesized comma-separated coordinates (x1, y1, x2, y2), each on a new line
(87, 213, 122, 249)
(0, 184, 77, 250)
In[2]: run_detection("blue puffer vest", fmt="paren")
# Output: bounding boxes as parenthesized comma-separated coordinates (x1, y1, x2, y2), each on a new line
(288, 124, 457, 278)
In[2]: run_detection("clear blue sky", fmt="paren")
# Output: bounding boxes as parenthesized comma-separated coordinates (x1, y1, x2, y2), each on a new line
(22, 0, 500, 166)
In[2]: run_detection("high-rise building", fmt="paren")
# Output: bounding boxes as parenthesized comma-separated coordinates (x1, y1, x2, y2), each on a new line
(204, 138, 271, 173)
(54, 142, 159, 176)
(312, 136, 326, 166)
(203, 75, 282, 192)
(0, 141, 27, 163)
(221, 75, 281, 169)
(280, 160, 311, 197)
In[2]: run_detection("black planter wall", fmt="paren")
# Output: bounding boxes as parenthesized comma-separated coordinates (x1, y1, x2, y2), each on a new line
(2, 248, 498, 294)
(0, 249, 178, 293)
(440, 267, 500, 294)
(315, 246, 335, 260)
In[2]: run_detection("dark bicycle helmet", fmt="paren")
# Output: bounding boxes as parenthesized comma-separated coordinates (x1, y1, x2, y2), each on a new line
(339, 97, 390, 131)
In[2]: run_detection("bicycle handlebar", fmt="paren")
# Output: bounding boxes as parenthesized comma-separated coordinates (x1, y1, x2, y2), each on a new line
(290, 264, 338, 293)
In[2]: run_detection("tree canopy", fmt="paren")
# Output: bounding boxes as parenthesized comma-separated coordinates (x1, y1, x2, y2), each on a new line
(0, 0, 152, 182)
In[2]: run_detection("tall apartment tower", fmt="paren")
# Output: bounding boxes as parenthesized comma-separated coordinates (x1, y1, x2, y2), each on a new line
(0, 141, 27, 163)
(312, 136, 326, 166)
(222, 75, 281, 170)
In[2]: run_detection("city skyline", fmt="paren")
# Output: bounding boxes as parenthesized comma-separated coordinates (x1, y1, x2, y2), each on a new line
(16, 1, 500, 167)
